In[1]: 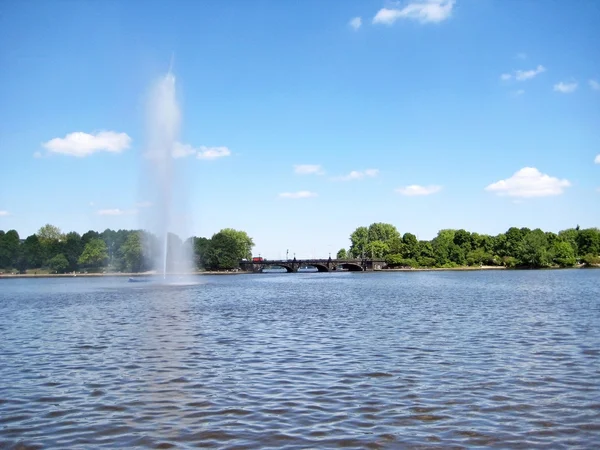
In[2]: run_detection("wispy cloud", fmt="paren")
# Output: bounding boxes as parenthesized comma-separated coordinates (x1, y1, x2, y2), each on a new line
(515, 65, 546, 81)
(588, 79, 599, 91)
(334, 169, 379, 181)
(171, 142, 231, 160)
(501, 65, 545, 82)
(172, 142, 197, 158)
(294, 164, 325, 175)
(373, 0, 455, 25)
(278, 191, 318, 199)
(512, 89, 525, 97)
(485, 167, 570, 198)
(595, 154, 600, 164)
(349, 16, 362, 30)
(42, 131, 131, 157)
(97, 208, 138, 216)
(0, 210, 10, 217)
(135, 201, 153, 208)
(197, 146, 231, 160)
(395, 185, 442, 196)
(553, 81, 578, 94)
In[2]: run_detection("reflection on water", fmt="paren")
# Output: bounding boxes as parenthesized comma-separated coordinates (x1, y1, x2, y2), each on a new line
(1, 270, 599, 448)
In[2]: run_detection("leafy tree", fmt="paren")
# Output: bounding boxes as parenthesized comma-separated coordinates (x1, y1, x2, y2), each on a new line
(48, 254, 69, 273)
(367, 223, 400, 243)
(453, 229, 472, 252)
(577, 228, 600, 256)
(558, 228, 579, 256)
(402, 233, 418, 258)
(37, 224, 64, 243)
(120, 232, 144, 272)
(366, 240, 389, 258)
(205, 228, 254, 270)
(552, 240, 576, 267)
(21, 234, 44, 268)
(336, 248, 347, 259)
(191, 236, 211, 269)
(81, 230, 101, 246)
(0, 230, 20, 268)
(63, 232, 83, 271)
(519, 229, 551, 267)
(79, 238, 108, 268)
(349, 226, 369, 258)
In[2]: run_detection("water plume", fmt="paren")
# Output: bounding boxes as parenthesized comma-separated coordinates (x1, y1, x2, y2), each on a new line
(138, 67, 194, 279)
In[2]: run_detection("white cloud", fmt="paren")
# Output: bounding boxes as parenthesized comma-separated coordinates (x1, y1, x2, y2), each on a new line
(43, 131, 131, 157)
(334, 169, 379, 181)
(485, 167, 570, 198)
(97, 208, 138, 216)
(595, 154, 600, 164)
(294, 164, 325, 175)
(172, 142, 197, 158)
(349, 16, 362, 30)
(588, 79, 599, 91)
(515, 65, 546, 81)
(197, 146, 231, 160)
(278, 191, 318, 199)
(500, 73, 512, 81)
(171, 142, 231, 160)
(0, 210, 10, 217)
(395, 185, 442, 196)
(553, 81, 578, 94)
(373, 0, 455, 25)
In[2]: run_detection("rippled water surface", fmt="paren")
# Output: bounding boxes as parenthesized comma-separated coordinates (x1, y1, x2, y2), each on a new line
(1, 270, 600, 449)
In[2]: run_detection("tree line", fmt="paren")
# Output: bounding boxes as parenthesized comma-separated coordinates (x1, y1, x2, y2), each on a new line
(337, 223, 600, 269)
(0, 225, 254, 274)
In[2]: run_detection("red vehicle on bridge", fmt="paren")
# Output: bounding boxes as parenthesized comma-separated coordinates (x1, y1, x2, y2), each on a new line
(252, 257, 263, 262)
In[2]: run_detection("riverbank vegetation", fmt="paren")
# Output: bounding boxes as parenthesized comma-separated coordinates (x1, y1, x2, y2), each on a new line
(2, 223, 599, 274)
(0, 225, 253, 274)
(339, 223, 600, 269)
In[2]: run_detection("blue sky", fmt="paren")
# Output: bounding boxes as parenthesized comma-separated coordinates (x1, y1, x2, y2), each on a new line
(0, 0, 599, 258)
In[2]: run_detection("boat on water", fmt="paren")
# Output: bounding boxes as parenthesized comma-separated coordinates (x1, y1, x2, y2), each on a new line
(128, 277, 150, 283)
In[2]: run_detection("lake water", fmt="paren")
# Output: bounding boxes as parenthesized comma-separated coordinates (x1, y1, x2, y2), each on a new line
(1, 270, 599, 449)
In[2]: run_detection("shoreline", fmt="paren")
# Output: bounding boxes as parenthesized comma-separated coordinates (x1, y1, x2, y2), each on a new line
(1, 264, 598, 279)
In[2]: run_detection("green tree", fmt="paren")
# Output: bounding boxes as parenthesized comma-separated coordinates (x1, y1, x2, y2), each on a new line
(402, 233, 418, 258)
(349, 226, 369, 258)
(367, 223, 400, 243)
(577, 228, 600, 256)
(63, 232, 83, 271)
(0, 230, 20, 268)
(205, 229, 254, 270)
(21, 234, 44, 269)
(432, 229, 456, 266)
(552, 240, 576, 267)
(366, 240, 389, 258)
(336, 248, 347, 259)
(48, 254, 69, 273)
(558, 228, 579, 256)
(120, 232, 144, 272)
(79, 238, 108, 268)
(519, 229, 551, 267)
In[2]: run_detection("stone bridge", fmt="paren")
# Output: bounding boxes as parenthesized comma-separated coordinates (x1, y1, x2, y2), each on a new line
(239, 258, 386, 273)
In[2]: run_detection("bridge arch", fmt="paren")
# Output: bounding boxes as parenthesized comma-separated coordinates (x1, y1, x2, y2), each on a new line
(338, 263, 364, 272)
(303, 264, 329, 272)
(264, 264, 294, 273)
